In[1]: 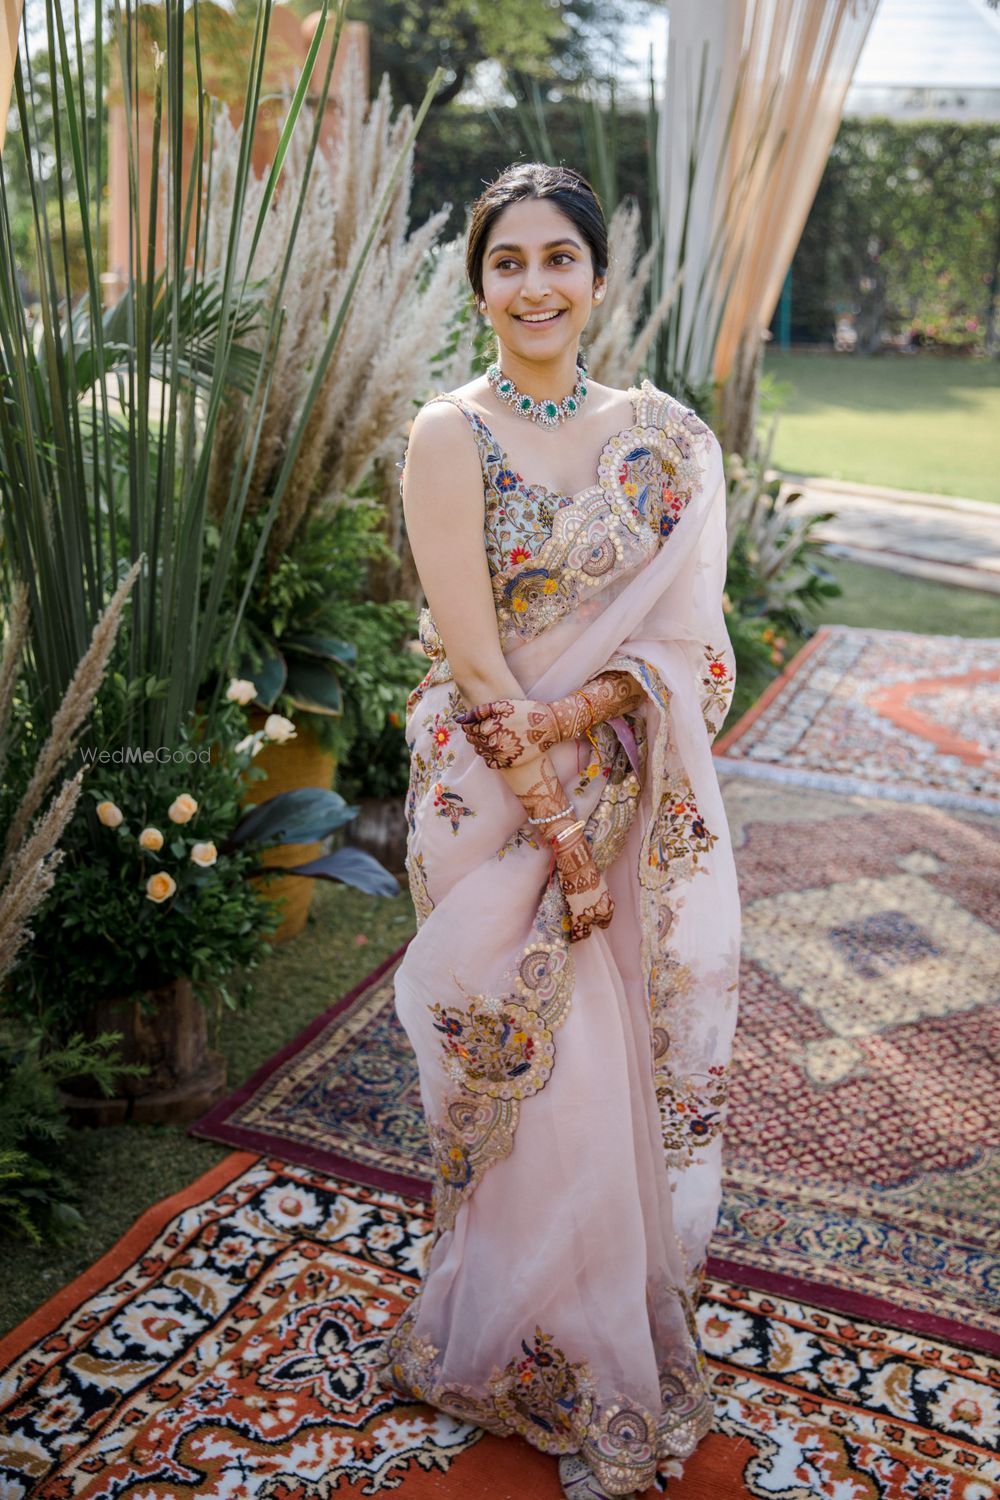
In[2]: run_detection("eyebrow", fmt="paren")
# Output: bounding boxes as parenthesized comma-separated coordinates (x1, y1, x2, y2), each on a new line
(487, 238, 583, 256)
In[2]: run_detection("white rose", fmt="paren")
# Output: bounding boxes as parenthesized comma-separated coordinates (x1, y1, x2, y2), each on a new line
(190, 841, 218, 867)
(96, 800, 124, 828)
(139, 826, 164, 851)
(226, 678, 257, 706)
(263, 714, 297, 744)
(235, 733, 265, 758)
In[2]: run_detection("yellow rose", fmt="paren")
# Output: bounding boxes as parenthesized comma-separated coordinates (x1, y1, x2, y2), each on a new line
(168, 793, 198, 824)
(226, 678, 257, 706)
(263, 713, 297, 743)
(190, 841, 218, 867)
(139, 826, 164, 851)
(96, 800, 124, 828)
(145, 871, 177, 904)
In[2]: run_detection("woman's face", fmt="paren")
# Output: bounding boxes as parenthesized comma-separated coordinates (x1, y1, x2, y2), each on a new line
(480, 197, 604, 366)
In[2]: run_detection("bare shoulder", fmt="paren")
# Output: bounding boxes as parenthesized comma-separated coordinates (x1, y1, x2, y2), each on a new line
(402, 396, 485, 519)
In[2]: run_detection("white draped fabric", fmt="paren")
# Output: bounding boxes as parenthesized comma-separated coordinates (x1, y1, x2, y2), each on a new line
(660, 0, 881, 450)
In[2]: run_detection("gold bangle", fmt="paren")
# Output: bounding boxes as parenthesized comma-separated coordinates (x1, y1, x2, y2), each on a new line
(552, 819, 585, 844)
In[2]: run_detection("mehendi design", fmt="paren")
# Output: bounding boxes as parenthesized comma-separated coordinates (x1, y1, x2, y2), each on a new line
(454, 697, 560, 768)
(549, 670, 647, 741)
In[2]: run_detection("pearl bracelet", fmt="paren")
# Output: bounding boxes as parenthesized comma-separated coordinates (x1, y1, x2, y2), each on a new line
(527, 805, 576, 826)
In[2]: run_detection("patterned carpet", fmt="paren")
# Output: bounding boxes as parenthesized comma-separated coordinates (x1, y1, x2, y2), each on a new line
(193, 776, 1000, 1355)
(715, 625, 1000, 811)
(6, 624, 997, 1496)
(2, 1154, 996, 1499)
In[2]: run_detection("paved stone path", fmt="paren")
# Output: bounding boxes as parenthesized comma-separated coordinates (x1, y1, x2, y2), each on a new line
(776, 476, 1000, 597)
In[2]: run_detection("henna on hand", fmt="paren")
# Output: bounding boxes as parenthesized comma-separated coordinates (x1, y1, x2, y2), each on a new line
(454, 697, 560, 769)
(549, 670, 645, 741)
(552, 826, 615, 943)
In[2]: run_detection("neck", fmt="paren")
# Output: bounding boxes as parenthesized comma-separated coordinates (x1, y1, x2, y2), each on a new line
(494, 343, 580, 403)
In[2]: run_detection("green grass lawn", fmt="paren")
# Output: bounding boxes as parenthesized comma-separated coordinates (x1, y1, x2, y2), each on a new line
(2, 558, 996, 1345)
(762, 351, 1000, 504)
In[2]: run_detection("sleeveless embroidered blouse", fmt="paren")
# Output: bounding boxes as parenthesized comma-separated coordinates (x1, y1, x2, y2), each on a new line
(402, 382, 710, 687)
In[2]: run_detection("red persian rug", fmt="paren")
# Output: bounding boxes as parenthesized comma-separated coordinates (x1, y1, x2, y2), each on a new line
(2, 1153, 997, 1499)
(193, 780, 1000, 1355)
(714, 624, 1000, 812)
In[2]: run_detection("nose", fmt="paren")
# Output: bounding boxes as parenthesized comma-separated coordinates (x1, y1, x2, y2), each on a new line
(520, 267, 551, 302)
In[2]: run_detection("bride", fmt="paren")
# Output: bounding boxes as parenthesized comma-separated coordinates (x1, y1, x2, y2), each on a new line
(372, 161, 741, 1499)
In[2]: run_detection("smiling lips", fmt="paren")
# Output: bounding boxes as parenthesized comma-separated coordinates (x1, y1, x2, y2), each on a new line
(514, 309, 565, 323)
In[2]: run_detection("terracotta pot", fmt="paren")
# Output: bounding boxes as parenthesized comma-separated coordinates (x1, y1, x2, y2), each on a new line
(240, 710, 337, 942)
(60, 975, 227, 1127)
(349, 794, 408, 881)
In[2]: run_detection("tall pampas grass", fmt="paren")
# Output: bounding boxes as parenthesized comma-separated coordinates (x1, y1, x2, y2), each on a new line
(583, 200, 680, 389)
(0, 562, 140, 974)
(205, 51, 473, 573)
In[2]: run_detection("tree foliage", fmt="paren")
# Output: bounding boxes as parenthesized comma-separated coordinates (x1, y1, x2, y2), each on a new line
(780, 119, 1000, 353)
(347, 0, 657, 108)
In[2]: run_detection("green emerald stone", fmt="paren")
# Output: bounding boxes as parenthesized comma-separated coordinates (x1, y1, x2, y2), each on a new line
(544, 402, 557, 417)
(579, 384, 587, 397)
(520, 396, 532, 411)
(567, 398, 577, 412)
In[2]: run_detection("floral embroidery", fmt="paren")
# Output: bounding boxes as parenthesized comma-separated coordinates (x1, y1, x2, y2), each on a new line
(426, 879, 573, 1234)
(701, 646, 735, 738)
(509, 543, 532, 566)
(646, 785, 718, 877)
(373, 1317, 715, 1494)
(406, 849, 434, 926)
(491, 1329, 596, 1451)
(432, 782, 475, 835)
(431, 1000, 554, 1099)
(497, 825, 542, 859)
(656, 1064, 729, 1154)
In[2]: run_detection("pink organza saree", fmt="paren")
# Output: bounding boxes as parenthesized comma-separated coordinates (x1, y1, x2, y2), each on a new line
(373, 380, 741, 1495)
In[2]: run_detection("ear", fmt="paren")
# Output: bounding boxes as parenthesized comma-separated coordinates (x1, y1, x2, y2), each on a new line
(592, 278, 607, 303)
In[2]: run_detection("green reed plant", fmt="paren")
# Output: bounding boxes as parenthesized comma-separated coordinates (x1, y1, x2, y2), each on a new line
(0, 0, 442, 803)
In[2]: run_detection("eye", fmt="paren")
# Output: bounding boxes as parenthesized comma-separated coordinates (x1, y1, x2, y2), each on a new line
(495, 257, 519, 271)
(551, 253, 575, 265)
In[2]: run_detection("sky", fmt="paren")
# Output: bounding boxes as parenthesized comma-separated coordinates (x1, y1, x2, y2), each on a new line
(620, 0, 1000, 96)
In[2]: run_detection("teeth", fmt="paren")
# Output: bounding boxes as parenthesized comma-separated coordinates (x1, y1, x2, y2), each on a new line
(518, 311, 561, 322)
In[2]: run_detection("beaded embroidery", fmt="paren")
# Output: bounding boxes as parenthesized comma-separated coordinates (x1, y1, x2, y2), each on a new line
(408, 381, 709, 661)
(374, 1315, 716, 1494)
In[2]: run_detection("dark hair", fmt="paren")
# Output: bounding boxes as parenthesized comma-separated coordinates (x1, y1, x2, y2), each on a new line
(465, 162, 609, 302)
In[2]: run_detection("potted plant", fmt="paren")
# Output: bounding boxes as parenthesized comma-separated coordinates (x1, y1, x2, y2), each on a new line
(4, 683, 399, 1125)
(215, 498, 429, 930)
(335, 634, 429, 881)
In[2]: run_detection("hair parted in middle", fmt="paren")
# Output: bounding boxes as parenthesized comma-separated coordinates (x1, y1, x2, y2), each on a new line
(465, 162, 609, 304)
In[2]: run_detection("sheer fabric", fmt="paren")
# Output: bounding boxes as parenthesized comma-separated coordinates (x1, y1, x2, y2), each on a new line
(372, 381, 741, 1495)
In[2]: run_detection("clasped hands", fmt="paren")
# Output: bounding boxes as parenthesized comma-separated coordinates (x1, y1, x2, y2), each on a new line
(454, 673, 644, 944)
(453, 672, 643, 772)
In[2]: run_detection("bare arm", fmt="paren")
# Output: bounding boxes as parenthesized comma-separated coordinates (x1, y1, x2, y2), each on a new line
(401, 400, 523, 707)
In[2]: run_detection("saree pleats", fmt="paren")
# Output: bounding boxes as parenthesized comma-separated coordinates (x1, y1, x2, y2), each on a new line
(372, 383, 741, 1495)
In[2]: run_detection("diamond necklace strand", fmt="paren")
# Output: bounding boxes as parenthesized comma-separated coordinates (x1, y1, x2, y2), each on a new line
(486, 357, 589, 429)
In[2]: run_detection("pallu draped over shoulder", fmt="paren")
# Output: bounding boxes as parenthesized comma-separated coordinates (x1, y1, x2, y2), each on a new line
(372, 379, 741, 1495)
